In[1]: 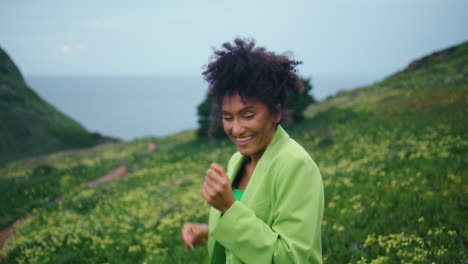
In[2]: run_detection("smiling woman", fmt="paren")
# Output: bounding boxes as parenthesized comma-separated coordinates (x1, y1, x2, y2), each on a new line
(181, 38, 324, 264)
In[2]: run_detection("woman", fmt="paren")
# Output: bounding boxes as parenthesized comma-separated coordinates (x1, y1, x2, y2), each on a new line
(181, 38, 324, 264)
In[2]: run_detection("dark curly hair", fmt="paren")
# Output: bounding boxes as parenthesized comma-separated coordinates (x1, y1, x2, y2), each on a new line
(202, 38, 304, 135)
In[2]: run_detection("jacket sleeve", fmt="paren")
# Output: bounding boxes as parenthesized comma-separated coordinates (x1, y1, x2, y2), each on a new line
(210, 157, 324, 263)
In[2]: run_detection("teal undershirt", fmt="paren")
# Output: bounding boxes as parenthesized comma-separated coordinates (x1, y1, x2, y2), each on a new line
(232, 188, 245, 201)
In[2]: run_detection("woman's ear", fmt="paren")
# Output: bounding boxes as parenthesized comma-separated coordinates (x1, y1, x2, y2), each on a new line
(275, 104, 282, 123)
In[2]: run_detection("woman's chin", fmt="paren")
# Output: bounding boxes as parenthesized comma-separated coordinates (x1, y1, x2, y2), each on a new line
(237, 147, 253, 157)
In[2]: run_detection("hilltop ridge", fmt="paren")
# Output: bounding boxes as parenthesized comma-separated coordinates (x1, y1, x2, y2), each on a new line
(0, 46, 99, 165)
(404, 41, 467, 73)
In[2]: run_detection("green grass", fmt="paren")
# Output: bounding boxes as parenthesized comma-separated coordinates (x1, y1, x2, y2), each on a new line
(0, 141, 146, 229)
(1, 42, 467, 263)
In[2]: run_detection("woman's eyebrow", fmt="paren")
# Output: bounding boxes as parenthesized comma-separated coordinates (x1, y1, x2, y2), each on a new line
(240, 106, 256, 112)
(222, 106, 256, 114)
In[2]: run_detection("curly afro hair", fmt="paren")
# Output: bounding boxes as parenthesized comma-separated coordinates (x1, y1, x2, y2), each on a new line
(202, 37, 304, 135)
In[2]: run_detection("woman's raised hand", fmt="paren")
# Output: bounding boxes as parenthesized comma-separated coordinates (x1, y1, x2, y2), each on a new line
(202, 163, 235, 213)
(181, 222, 209, 250)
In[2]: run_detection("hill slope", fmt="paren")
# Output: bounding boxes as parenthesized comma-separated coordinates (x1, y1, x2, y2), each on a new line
(0, 47, 98, 165)
(0, 41, 467, 263)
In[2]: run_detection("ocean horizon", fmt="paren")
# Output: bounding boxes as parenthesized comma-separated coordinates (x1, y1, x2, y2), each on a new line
(25, 74, 377, 141)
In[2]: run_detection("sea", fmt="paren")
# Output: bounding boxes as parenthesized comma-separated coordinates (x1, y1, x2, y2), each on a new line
(25, 75, 378, 141)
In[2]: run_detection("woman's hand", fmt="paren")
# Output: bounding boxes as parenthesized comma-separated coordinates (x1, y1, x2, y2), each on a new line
(202, 163, 235, 213)
(181, 222, 209, 250)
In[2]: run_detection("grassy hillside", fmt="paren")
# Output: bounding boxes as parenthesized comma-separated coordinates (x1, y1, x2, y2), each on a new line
(1, 41, 467, 263)
(0, 46, 99, 165)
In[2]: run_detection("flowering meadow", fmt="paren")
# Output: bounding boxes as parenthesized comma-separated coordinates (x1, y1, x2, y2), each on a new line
(1, 43, 467, 263)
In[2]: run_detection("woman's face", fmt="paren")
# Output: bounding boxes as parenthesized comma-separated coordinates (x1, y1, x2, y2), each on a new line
(221, 92, 281, 162)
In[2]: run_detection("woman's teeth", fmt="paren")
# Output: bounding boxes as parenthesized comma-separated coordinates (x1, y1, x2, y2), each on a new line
(237, 136, 253, 142)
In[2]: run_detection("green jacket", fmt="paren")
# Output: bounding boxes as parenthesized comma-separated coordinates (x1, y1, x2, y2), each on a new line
(208, 125, 324, 264)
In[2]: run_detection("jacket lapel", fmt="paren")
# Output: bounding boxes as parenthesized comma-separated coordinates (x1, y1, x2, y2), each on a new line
(239, 125, 288, 205)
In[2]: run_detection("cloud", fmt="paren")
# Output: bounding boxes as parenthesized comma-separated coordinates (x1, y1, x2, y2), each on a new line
(59, 43, 88, 53)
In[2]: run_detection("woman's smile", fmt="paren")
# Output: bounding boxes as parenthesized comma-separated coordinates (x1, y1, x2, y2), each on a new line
(234, 135, 255, 145)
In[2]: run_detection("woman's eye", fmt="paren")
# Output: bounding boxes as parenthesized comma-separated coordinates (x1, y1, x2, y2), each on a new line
(223, 116, 233, 120)
(244, 114, 256, 119)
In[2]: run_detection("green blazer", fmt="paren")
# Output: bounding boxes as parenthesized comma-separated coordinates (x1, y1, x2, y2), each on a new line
(207, 125, 324, 264)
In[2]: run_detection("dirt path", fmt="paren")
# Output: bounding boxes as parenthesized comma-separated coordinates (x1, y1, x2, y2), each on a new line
(86, 164, 127, 187)
(0, 163, 128, 257)
(0, 226, 14, 257)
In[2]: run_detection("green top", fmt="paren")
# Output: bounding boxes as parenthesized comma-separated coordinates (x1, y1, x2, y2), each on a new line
(232, 188, 245, 201)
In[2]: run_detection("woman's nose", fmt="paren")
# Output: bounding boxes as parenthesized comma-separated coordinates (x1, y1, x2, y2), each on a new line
(231, 118, 245, 137)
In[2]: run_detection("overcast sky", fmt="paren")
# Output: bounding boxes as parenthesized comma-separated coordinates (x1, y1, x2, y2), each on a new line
(1, 0, 467, 80)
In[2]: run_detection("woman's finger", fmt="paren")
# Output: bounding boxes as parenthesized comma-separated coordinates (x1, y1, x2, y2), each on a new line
(203, 172, 218, 189)
(206, 168, 222, 182)
(181, 224, 188, 241)
(207, 168, 230, 189)
(207, 185, 217, 199)
(181, 225, 193, 249)
(183, 225, 193, 240)
(205, 171, 227, 194)
(187, 241, 194, 250)
(201, 187, 211, 203)
(210, 163, 227, 178)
